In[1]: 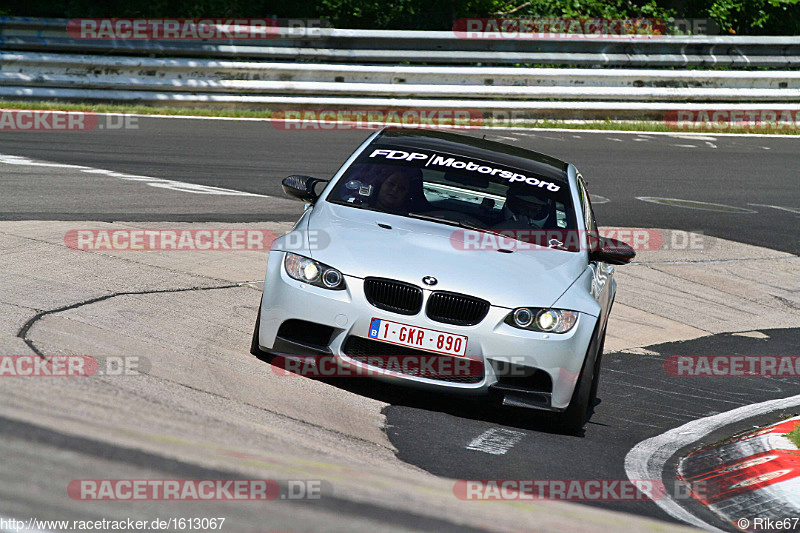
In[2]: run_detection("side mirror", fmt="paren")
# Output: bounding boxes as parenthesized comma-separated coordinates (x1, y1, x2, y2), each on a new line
(281, 175, 329, 203)
(589, 237, 636, 265)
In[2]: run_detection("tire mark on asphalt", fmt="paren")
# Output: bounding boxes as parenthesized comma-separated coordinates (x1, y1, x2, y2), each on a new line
(14, 284, 400, 455)
(16, 285, 240, 356)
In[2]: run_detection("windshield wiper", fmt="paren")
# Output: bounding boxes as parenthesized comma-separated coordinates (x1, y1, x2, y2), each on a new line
(329, 199, 384, 213)
(407, 212, 523, 243)
(456, 221, 515, 240)
(406, 212, 462, 228)
(408, 212, 570, 250)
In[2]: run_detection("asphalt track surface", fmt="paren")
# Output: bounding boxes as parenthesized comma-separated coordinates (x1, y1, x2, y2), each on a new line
(0, 118, 798, 254)
(383, 328, 800, 526)
(2, 117, 799, 531)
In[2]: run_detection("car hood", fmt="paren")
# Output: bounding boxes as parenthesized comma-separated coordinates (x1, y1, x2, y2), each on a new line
(306, 202, 588, 309)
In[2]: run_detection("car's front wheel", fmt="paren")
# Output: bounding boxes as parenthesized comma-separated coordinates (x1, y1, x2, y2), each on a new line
(588, 328, 606, 406)
(559, 322, 605, 435)
(250, 303, 269, 361)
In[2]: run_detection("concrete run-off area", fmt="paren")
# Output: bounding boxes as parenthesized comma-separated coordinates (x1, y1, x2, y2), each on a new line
(1, 220, 797, 531)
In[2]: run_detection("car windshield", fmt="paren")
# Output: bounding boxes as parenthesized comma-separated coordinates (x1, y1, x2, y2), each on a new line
(326, 145, 578, 245)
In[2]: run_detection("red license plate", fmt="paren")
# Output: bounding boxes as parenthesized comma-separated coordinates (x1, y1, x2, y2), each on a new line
(368, 318, 468, 356)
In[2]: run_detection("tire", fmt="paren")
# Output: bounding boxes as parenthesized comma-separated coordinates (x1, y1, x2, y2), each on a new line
(589, 328, 606, 406)
(250, 303, 269, 360)
(559, 321, 602, 435)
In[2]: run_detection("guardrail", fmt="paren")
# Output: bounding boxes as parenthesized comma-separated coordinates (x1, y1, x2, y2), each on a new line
(3, 16, 800, 67)
(3, 52, 799, 102)
(1, 17, 799, 120)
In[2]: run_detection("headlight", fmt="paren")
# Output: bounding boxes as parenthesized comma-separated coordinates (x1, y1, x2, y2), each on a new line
(284, 253, 346, 290)
(506, 308, 578, 333)
(512, 308, 533, 328)
(322, 268, 342, 288)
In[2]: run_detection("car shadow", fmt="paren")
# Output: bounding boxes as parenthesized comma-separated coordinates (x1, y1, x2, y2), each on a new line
(258, 351, 596, 436)
(334, 377, 602, 437)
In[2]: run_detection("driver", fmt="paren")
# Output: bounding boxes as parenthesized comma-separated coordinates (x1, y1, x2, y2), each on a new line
(498, 189, 555, 229)
(374, 167, 422, 211)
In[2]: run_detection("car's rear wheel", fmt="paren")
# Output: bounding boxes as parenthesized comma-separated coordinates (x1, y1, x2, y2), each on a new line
(559, 321, 604, 435)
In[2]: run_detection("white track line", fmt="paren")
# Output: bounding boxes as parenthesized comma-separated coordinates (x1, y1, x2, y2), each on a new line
(466, 427, 526, 455)
(0, 154, 267, 197)
(747, 203, 800, 215)
(636, 197, 757, 213)
(624, 393, 800, 531)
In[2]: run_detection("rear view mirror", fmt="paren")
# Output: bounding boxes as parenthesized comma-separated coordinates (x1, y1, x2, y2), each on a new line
(589, 237, 636, 265)
(281, 175, 329, 203)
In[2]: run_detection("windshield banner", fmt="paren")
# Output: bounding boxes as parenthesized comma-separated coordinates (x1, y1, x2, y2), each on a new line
(366, 148, 564, 192)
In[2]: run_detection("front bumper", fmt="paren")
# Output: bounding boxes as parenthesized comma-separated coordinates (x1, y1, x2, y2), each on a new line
(257, 251, 598, 410)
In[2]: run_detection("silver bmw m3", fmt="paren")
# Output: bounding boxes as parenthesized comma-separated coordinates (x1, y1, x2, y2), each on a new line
(252, 128, 635, 432)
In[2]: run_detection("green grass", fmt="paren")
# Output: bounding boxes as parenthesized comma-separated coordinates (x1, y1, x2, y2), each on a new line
(789, 425, 800, 449)
(0, 100, 276, 119)
(1, 99, 799, 134)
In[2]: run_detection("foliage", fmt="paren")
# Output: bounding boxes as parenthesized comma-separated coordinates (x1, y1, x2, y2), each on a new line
(2, 0, 800, 34)
(691, 0, 800, 35)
